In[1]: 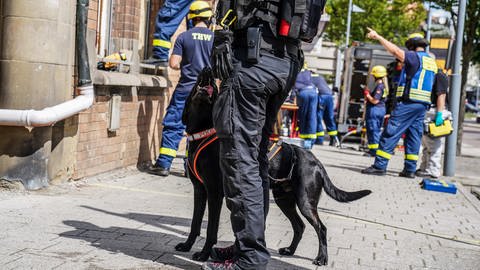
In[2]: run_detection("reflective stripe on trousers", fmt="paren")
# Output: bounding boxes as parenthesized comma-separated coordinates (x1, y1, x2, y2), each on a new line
(366, 105, 386, 155)
(316, 94, 337, 144)
(374, 102, 427, 172)
(156, 86, 192, 168)
(297, 88, 318, 140)
(152, 0, 193, 59)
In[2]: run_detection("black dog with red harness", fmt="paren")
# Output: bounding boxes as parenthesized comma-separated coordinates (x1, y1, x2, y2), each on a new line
(175, 68, 372, 265)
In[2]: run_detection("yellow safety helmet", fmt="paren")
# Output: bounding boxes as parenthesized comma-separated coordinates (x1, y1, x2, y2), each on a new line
(188, 1, 213, 20)
(407, 33, 424, 40)
(370, 65, 387, 78)
(405, 32, 428, 50)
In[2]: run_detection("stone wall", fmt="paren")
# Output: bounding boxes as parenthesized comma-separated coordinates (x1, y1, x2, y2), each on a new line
(74, 88, 167, 179)
(72, 0, 170, 180)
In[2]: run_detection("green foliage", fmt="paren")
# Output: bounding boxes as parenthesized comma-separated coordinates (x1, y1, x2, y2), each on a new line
(325, 0, 426, 46)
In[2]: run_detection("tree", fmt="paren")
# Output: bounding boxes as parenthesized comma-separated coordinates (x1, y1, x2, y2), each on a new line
(324, 0, 426, 45)
(431, 0, 480, 155)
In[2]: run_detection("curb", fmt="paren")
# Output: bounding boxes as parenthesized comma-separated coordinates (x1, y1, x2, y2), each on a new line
(456, 182, 480, 214)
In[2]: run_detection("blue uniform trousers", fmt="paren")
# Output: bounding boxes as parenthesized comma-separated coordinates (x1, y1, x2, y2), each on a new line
(156, 84, 192, 168)
(297, 88, 318, 141)
(152, 0, 193, 60)
(374, 102, 428, 172)
(316, 94, 337, 144)
(366, 106, 386, 155)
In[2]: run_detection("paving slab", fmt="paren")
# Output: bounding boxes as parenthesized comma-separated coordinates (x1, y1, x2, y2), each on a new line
(0, 146, 479, 269)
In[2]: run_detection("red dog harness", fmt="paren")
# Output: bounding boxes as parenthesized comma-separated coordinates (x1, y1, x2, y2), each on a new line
(186, 128, 218, 184)
(186, 129, 289, 184)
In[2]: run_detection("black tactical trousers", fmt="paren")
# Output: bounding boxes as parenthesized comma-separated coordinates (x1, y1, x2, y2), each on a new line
(213, 48, 301, 269)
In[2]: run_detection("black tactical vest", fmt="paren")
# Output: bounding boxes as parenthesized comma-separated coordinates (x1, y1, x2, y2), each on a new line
(216, 0, 326, 42)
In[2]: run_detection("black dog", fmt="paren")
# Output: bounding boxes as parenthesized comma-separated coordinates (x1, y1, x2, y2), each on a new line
(174, 69, 372, 265)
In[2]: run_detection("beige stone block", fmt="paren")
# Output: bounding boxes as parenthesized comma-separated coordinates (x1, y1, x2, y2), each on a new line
(2, 17, 75, 66)
(2, 0, 75, 25)
(0, 61, 73, 109)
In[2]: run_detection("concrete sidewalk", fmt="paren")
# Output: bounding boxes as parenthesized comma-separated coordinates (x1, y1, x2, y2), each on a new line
(1, 146, 479, 270)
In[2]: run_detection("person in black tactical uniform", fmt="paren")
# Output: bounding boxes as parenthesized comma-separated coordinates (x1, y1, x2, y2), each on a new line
(203, 1, 327, 269)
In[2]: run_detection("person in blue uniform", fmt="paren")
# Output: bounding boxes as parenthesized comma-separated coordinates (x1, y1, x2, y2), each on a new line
(364, 65, 388, 156)
(147, 1, 213, 176)
(362, 30, 437, 178)
(143, 0, 194, 64)
(314, 73, 339, 146)
(295, 63, 318, 149)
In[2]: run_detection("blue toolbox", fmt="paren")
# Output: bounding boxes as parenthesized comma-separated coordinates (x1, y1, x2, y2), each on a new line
(420, 179, 457, 194)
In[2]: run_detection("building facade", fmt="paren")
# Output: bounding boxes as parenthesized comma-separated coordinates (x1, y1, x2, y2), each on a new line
(0, 0, 189, 189)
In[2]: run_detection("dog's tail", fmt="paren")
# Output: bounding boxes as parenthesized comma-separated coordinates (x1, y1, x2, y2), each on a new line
(322, 169, 371, 202)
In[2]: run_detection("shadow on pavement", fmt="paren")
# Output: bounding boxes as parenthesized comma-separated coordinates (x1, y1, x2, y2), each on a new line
(327, 163, 401, 178)
(60, 206, 311, 270)
(327, 163, 366, 174)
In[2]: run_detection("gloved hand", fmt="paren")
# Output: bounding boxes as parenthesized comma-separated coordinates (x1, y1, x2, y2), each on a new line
(435, 111, 444, 126)
(211, 29, 234, 81)
(363, 89, 370, 97)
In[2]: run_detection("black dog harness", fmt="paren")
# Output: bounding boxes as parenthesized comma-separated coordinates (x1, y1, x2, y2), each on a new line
(267, 141, 296, 182)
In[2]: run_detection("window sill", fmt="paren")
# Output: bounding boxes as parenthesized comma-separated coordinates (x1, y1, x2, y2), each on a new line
(93, 70, 167, 88)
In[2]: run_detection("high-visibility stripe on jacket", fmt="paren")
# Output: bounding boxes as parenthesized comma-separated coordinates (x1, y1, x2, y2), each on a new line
(397, 51, 437, 104)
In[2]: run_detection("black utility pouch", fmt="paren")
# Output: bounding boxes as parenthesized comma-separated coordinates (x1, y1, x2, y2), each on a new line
(247, 27, 261, 63)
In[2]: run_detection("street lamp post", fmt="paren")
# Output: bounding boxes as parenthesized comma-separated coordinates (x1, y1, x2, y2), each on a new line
(444, 0, 467, 176)
(426, 1, 432, 53)
(345, 0, 353, 48)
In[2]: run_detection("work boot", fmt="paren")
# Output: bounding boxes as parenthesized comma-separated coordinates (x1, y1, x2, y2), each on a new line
(202, 260, 240, 270)
(142, 56, 168, 66)
(415, 169, 438, 179)
(329, 136, 340, 147)
(361, 165, 386, 176)
(210, 245, 236, 262)
(363, 152, 374, 157)
(146, 164, 170, 177)
(399, 169, 415, 179)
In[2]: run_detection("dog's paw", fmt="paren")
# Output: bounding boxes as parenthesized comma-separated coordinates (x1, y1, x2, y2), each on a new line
(312, 255, 328, 266)
(192, 251, 210, 261)
(175, 242, 193, 252)
(278, 247, 294, 256)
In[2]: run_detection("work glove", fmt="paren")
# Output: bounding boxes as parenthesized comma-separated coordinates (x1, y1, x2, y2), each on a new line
(211, 29, 234, 81)
(363, 89, 370, 97)
(435, 111, 444, 126)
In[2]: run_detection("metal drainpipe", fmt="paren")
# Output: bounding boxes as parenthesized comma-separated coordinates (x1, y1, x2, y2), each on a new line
(76, 0, 92, 87)
(0, 0, 94, 127)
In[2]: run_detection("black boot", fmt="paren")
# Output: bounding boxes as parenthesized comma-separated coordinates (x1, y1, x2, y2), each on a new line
(142, 56, 168, 66)
(210, 245, 236, 262)
(329, 135, 340, 147)
(399, 169, 415, 179)
(202, 260, 241, 270)
(361, 165, 386, 176)
(146, 164, 169, 177)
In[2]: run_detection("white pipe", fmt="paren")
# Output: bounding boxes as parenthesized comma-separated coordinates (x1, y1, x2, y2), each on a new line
(0, 85, 94, 127)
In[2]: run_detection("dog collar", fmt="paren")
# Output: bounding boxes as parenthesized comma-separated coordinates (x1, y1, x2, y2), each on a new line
(187, 128, 217, 142)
